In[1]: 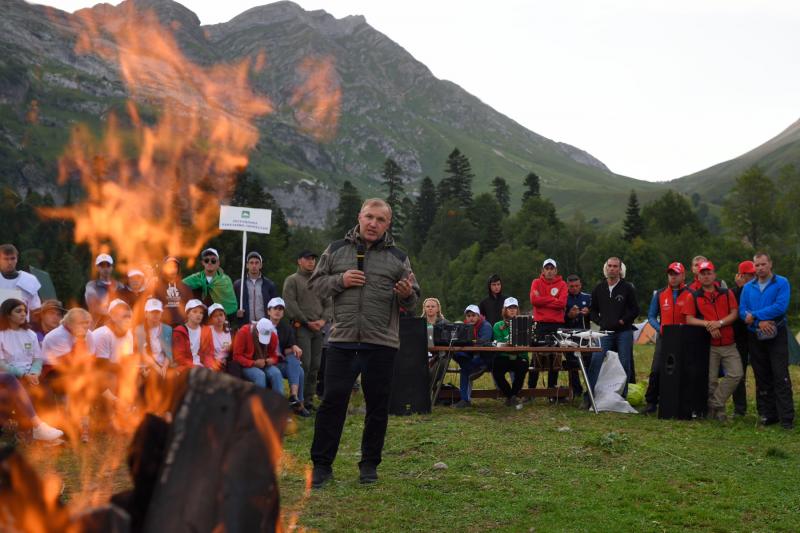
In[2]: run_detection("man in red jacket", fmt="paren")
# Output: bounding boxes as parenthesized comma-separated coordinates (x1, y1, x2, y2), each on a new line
(529, 258, 568, 394)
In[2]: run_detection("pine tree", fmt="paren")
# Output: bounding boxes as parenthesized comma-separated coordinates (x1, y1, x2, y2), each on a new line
(491, 176, 510, 215)
(436, 148, 474, 209)
(381, 158, 404, 210)
(622, 190, 644, 241)
(409, 176, 437, 253)
(469, 192, 504, 255)
(521, 172, 540, 203)
(331, 180, 363, 239)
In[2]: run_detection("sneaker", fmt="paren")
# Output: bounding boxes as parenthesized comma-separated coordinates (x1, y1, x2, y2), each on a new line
(32, 422, 63, 442)
(311, 466, 333, 489)
(759, 416, 780, 426)
(453, 399, 471, 409)
(358, 463, 378, 484)
(293, 405, 312, 418)
(781, 421, 795, 430)
(640, 403, 658, 415)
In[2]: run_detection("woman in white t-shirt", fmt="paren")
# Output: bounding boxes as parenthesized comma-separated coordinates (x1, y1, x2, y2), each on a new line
(207, 303, 231, 371)
(0, 298, 43, 386)
(134, 298, 173, 378)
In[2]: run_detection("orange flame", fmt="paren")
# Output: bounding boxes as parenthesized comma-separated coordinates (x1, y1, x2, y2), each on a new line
(290, 56, 341, 142)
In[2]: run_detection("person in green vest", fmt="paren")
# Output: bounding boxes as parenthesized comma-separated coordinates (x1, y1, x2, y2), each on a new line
(491, 297, 529, 407)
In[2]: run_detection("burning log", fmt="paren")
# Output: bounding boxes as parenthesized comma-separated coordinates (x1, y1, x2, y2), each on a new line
(0, 369, 289, 533)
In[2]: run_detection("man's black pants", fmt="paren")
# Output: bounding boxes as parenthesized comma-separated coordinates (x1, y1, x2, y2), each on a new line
(310, 345, 396, 469)
(731, 336, 749, 415)
(748, 327, 794, 425)
(491, 357, 528, 398)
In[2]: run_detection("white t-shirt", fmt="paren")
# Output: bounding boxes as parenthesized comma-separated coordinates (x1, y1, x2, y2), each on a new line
(0, 271, 42, 318)
(211, 328, 231, 362)
(148, 326, 166, 366)
(0, 329, 41, 374)
(92, 326, 134, 363)
(607, 280, 620, 297)
(187, 325, 201, 366)
(42, 325, 95, 364)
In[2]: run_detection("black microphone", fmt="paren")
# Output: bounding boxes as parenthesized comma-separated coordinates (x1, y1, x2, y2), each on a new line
(356, 243, 365, 272)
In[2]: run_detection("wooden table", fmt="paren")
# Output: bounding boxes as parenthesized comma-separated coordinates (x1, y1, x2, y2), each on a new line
(429, 345, 602, 406)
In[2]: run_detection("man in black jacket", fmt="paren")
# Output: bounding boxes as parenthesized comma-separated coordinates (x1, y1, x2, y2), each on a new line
(478, 274, 505, 327)
(587, 257, 639, 404)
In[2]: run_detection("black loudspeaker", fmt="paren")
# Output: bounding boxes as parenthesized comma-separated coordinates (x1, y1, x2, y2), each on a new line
(390, 317, 432, 415)
(658, 325, 711, 420)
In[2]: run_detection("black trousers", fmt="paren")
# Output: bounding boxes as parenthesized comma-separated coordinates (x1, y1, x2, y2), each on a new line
(748, 328, 794, 424)
(731, 335, 749, 415)
(491, 357, 529, 398)
(644, 335, 663, 405)
(310, 345, 396, 469)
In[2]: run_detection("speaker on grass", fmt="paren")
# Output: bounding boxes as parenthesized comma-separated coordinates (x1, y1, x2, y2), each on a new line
(389, 317, 432, 415)
(658, 324, 710, 420)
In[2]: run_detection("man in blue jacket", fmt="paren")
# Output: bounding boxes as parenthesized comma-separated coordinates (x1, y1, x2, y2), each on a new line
(738, 252, 793, 430)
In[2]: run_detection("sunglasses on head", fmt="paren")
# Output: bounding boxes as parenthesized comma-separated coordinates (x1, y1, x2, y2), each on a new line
(203, 257, 218, 264)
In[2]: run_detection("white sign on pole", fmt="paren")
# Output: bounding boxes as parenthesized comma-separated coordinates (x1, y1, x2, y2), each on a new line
(219, 205, 272, 235)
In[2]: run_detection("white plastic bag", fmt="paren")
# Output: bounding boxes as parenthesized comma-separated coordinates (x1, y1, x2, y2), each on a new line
(594, 350, 637, 413)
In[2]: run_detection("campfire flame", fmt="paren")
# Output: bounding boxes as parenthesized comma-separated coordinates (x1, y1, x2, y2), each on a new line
(290, 56, 342, 143)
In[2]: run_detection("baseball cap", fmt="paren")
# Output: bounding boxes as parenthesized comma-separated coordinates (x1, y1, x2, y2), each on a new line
(464, 304, 481, 315)
(297, 249, 318, 260)
(666, 262, 684, 274)
(184, 299, 207, 313)
(144, 298, 163, 313)
(256, 318, 276, 344)
(207, 303, 225, 316)
(503, 297, 519, 308)
(95, 253, 114, 266)
(246, 251, 262, 262)
(543, 258, 557, 268)
(201, 248, 219, 258)
(738, 260, 756, 275)
(40, 299, 66, 315)
(128, 269, 145, 278)
(107, 298, 129, 314)
(698, 260, 715, 272)
(267, 297, 286, 309)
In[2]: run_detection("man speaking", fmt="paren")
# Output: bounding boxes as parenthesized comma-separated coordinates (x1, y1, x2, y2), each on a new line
(308, 198, 419, 487)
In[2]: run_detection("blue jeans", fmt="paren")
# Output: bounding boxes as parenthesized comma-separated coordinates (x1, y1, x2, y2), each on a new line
(453, 353, 489, 402)
(242, 364, 284, 396)
(587, 329, 634, 397)
(277, 354, 305, 402)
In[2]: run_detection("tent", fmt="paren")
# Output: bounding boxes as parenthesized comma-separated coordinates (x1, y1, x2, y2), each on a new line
(634, 322, 657, 344)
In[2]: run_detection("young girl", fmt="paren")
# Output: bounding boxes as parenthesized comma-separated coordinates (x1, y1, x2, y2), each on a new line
(491, 297, 529, 407)
(207, 303, 231, 371)
(0, 299, 43, 387)
(172, 299, 213, 370)
(135, 298, 173, 378)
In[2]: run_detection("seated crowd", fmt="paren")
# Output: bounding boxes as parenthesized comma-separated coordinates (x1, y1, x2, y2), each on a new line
(0, 244, 332, 443)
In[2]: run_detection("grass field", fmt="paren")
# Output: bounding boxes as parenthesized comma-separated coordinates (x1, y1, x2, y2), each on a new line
(15, 345, 800, 532)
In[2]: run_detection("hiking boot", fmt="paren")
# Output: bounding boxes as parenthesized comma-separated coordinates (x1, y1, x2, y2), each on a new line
(311, 466, 333, 489)
(32, 422, 63, 442)
(358, 463, 378, 484)
(781, 421, 795, 431)
(453, 399, 471, 409)
(640, 403, 657, 415)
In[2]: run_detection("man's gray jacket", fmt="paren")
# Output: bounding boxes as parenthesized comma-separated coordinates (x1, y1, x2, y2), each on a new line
(308, 226, 420, 349)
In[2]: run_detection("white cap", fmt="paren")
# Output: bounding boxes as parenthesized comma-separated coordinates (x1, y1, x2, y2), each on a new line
(107, 298, 129, 314)
(267, 297, 286, 309)
(95, 253, 114, 266)
(185, 299, 206, 313)
(543, 258, 557, 268)
(256, 317, 276, 344)
(207, 303, 225, 317)
(503, 297, 519, 308)
(464, 304, 480, 315)
(128, 269, 145, 278)
(201, 248, 219, 258)
(144, 298, 163, 313)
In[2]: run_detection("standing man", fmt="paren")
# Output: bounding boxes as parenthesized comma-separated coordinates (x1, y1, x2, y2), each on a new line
(234, 251, 278, 325)
(731, 260, 756, 416)
(642, 262, 691, 414)
(85, 253, 123, 326)
(588, 257, 639, 404)
(183, 248, 238, 323)
(684, 261, 742, 421)
(479, 274, 505, 327)
(529, 259, 567, 392)
(308, 198, 419, 488)
(0, 244, 41, 320)
(284, 250, 332, 411)
(738, 253, 793, 430)
(563, 274, 592, 398)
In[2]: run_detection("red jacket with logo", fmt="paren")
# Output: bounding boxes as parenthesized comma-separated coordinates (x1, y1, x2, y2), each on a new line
(530, 274, 568, 324)
(656, 285, 692, 333)
(684, 288, 738, 346)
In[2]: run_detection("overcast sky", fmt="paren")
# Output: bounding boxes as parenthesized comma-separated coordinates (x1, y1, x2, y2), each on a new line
(35, 0, 800, 181)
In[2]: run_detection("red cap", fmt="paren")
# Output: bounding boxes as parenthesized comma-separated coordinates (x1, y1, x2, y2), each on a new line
(698, 260, 715, 272)
(738, 260, 756, 275)
(666, 262, 684, 274)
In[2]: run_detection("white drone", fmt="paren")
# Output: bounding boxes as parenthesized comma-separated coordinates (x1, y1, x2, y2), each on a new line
(554, 329, 611, 348)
